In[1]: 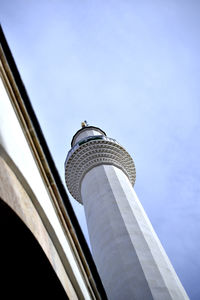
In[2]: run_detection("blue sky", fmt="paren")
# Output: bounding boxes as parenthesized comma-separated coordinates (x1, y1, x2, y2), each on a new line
(1, 1, 200, 299)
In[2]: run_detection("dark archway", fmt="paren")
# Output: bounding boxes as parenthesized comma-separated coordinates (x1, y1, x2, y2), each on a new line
(0, 199, 68, 299)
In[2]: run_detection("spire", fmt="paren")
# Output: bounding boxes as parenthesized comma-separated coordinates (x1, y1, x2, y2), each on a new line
(81, 120, 89, 128)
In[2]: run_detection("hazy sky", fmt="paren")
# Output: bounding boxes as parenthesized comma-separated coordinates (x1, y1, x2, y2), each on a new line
(1, 1, 200, 299)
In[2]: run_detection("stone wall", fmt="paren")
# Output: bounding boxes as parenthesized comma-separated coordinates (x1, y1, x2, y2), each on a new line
(0, 156, 77, 299)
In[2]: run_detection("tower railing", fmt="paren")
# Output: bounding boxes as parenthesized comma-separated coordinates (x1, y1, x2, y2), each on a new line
(65, 135, 119, 167)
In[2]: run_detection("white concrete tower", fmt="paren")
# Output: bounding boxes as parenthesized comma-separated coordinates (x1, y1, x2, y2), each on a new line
(65, 122, 189, 300)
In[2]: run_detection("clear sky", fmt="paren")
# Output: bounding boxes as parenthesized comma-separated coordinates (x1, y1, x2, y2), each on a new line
(1, 1, 200, 299)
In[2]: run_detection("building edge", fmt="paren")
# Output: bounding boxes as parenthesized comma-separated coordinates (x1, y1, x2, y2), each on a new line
(0, 25, 107, 300)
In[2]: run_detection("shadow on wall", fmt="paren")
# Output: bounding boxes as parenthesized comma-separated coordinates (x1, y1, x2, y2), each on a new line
(0, 198, 68, 299)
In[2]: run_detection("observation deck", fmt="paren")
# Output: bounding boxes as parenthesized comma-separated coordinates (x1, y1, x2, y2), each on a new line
(65, 134, 136, 204)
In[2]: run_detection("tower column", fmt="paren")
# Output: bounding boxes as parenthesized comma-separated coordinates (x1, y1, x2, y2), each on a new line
(65, 124, 189, 300)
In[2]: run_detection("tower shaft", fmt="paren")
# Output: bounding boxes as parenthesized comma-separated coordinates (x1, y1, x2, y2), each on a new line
(81, 165, 187, 300)
(65, 125, 189, 300)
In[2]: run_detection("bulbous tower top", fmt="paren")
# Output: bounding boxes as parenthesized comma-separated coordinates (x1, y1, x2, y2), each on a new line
(65, 123, 136, 203)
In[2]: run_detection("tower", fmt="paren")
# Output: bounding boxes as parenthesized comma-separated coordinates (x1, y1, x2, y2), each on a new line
(65, 123, 189, 300)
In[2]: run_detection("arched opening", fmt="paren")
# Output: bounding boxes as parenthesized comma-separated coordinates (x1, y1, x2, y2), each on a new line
(0, 198, 68, 299)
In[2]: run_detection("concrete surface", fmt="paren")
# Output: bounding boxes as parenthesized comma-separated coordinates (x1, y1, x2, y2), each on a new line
(81, 164, 189, 300)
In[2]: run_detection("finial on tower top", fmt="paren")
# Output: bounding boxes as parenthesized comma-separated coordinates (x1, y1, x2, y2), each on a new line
(81, 120, 89, 128)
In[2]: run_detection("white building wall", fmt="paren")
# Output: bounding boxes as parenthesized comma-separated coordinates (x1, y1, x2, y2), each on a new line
(0, 77, 92, 300)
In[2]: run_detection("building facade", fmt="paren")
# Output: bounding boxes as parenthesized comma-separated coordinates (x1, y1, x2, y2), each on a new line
(0, 26, 106, 299)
